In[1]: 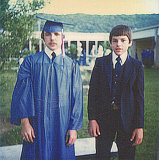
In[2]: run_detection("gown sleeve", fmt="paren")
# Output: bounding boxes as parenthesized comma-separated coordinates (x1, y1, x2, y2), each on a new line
(69, 61, 83, 130)
(10, 55, 35, 125)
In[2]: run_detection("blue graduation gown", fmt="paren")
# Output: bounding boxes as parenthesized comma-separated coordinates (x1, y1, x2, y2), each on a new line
(10, 51, 83, 160)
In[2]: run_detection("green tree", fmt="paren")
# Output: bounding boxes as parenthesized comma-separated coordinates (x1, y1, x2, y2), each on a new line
(0, 0, 45, 70)
(100, 41, 112, 55)
(68, 44, 77, 60)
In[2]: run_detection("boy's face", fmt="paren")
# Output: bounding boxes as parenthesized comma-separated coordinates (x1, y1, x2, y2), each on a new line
(44, 31, 62, 51)
(110, 36, 132, 56)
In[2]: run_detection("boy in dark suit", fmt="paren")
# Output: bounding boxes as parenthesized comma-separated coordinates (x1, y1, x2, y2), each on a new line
(88, 25, 144, 160)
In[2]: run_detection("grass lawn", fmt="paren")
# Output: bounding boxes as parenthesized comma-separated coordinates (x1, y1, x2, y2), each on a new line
(135, 68, 159, 160)
(0, 67, 159, 160)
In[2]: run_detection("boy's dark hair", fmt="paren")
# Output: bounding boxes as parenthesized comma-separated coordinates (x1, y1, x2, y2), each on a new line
(109, 25, 132, 43)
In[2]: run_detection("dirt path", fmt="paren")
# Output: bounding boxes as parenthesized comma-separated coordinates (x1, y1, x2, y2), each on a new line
(0, 119, 15, 134)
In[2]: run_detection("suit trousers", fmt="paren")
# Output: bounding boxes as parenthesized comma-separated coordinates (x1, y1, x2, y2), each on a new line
(95, 110, 136, 160)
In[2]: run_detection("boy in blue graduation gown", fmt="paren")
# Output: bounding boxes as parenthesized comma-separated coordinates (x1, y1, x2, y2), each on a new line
(88, 25, 144, 160)
(10, 17, 83, 160)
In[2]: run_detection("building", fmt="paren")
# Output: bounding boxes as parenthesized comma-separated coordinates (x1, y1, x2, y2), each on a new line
(30, 31, 109, 55)
(131, 25, 159, 67)
(29, 23, 159, 67)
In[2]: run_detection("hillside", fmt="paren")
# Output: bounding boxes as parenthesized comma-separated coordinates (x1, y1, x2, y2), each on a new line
(36, 13, 159, 33)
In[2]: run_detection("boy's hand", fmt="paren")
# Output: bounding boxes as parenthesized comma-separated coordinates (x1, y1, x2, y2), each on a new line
(130, 128, 143, 146)
(88, 120, 100, 137)
(66, 130, 77, 146)
(21, 118, 35, 143)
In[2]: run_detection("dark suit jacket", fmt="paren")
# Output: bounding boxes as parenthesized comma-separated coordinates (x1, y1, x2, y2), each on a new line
(88, 53, 144, 132)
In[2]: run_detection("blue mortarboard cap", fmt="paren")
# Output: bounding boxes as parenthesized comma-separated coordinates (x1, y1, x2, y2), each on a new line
(36, 16, 73, 33)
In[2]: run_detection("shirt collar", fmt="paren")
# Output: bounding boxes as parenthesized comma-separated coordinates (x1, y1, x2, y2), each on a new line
(45, 46, 62, 59)
(112, 51, 128, 68)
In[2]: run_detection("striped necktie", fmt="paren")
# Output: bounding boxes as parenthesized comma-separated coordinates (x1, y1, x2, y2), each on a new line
(51, 52, 56, 61)
(115, 56, 121, 71)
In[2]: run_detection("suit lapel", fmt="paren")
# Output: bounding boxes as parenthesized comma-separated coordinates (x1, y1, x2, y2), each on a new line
(104, 54, 113, 92)
(122, 55, 134, 87)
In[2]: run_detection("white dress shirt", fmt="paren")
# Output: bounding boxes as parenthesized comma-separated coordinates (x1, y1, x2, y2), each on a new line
(112, 51, 128, 69)
(45, 46, 62, 59)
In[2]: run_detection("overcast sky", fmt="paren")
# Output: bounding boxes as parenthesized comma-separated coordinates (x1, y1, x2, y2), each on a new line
(10, 0, 159, 15)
